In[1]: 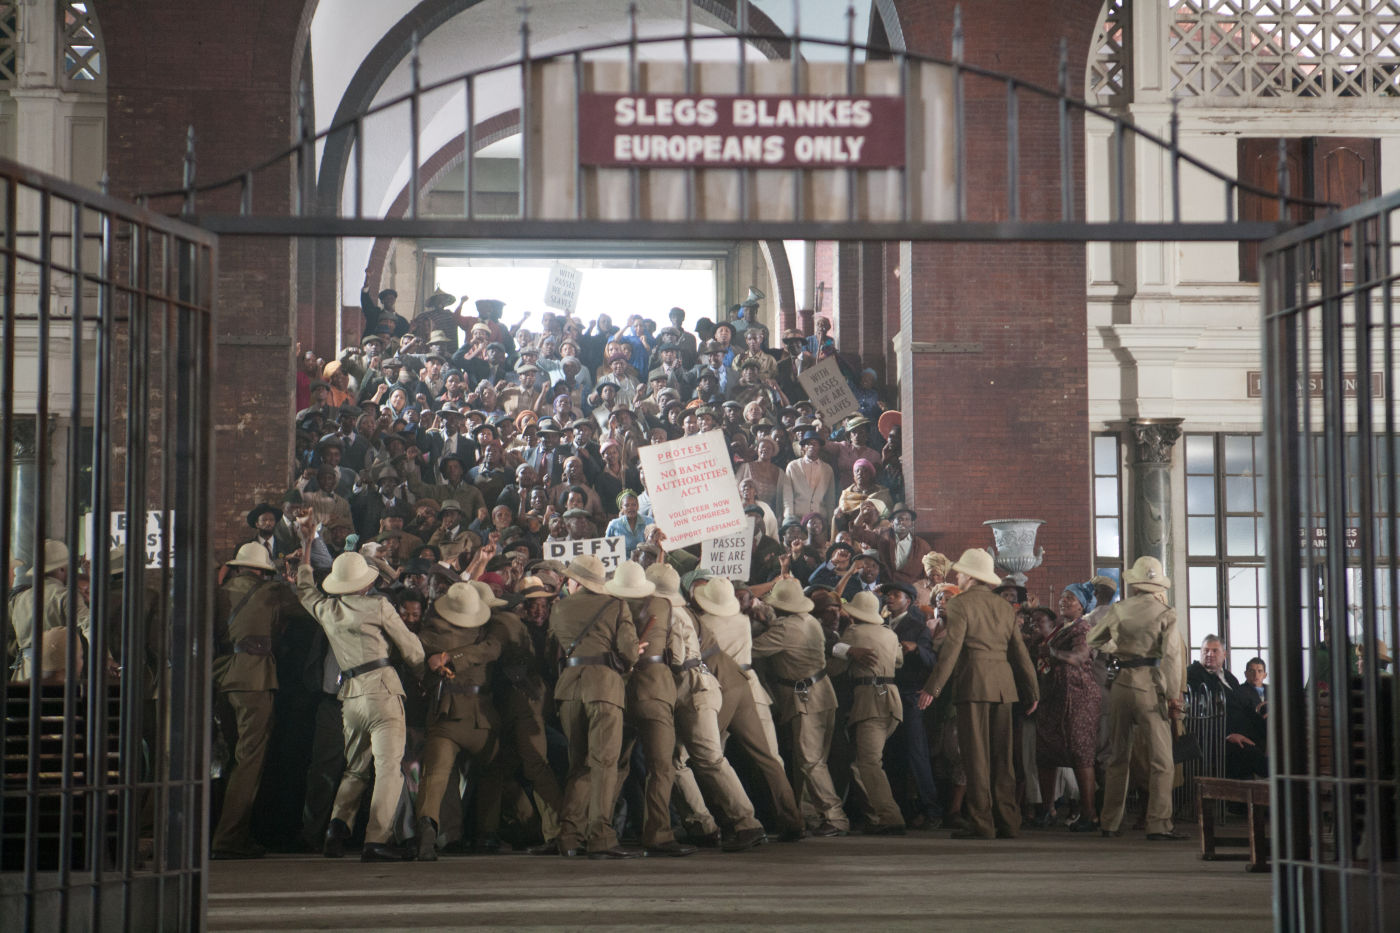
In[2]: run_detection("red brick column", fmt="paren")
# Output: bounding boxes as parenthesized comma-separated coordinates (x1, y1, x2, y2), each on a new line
(892, 0, 1102, 598)
(833, 242, 862, 357)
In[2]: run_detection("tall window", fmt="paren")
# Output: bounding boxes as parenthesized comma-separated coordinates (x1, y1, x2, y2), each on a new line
(1185, 434, 1268, 672)
(1093, 433, 1124, 589)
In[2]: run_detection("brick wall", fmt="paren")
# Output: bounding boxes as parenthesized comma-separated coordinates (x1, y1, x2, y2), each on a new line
(103, 1, 308, 563)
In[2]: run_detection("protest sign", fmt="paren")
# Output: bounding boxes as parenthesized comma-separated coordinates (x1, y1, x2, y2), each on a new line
(544, 535, 627, 570)
(637, 430, 746, 549)
(700, 533, 752, 582)
(85, 510, 176, 569)
(797, 355, 860, 423)
(544, 262, 582, 314)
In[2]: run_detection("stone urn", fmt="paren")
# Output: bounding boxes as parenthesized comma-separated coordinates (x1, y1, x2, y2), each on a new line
(983, 519, 1046, 586)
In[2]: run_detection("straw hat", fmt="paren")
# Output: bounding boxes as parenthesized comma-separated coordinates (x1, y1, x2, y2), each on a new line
(951, 548, 1002, 588)
(435, 582, 490, 629)
(694, 577, 741, 617)
(468, 579, 507, 608)
(843, 590, 885, 625)
(322, 551, 379, 594)
(518, 575, 554, 598)
(39, 540, 70, 575)
(645, 564, 686, 607)
(563, 554, 610, 595)
(1122, 556, 1171, 591)
(226, 542, 276, 573)
(605, 560, 655, 599)
(763, 577, 814, 615)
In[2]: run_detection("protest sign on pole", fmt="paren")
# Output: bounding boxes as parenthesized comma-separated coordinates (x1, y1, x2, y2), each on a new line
(85, 510, 176, 568)
(700, 533, 752, 582)
(797, 355, 861, 424)
(544, 535, 627, 570)
(637, 430, 746, 549)
(543, 262, 582, 314)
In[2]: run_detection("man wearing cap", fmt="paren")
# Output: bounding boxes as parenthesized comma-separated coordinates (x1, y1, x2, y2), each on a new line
(413, 583, 503, 860)
(293, 527, 427, 861)
(753, 579, 848, 835)
(7, 540, 95, 683)
(781, 431, 836, 523)
(882, 580, 942, 828)
(916, 549, 1039, 840)
(546, 554, 642, 858)
(828, 590, 906, 834)
(851, 505, 931, 588)
(211, 543, 289, 859)
(360, 279, 409, 339)
(1089, 556, 1186, 840)
(729, 326, 778, 382)
(829, 417, 883, 479)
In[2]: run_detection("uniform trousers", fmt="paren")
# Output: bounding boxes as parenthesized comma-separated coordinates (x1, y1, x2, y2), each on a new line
(673, 705, 762, 834)
(212, 690, 274, 851)
(620, 692, 678, 847)
(417, 719, 499, 831)
(850, 716, 904, 829)
(332, 692, 407, 844)
(499, 691, 563, 841)
(1100, 683, 1174, 835)
(557, 698, 624, 851)
(717, 680, 804, 833)
(956, 700, 1020, 838)
(894, 695, 941, 819)
(786, 708, 847, 830)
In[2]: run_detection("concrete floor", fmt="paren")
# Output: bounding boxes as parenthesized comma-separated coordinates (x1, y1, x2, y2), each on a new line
(208, 829, 1273, 932)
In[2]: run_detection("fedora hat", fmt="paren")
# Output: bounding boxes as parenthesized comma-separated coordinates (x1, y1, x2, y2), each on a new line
(644, 564, 686, 607)
(436, 582, 491, 628)
(763, 577, 814, 615)
(563, 554, 610, 595)
(468, 578, 507, 609)
(843, 590, 885, 625)
(518, 575, 554, 598)
(322, 551, 380, 594)
(694, 577, 741, 617)
(226, 542, 276, 573)
(246, 503, 280, 528)
(605, 560, 656, 599)
(1122, 555, 1171, 591)
(951, 548, 1002, 588)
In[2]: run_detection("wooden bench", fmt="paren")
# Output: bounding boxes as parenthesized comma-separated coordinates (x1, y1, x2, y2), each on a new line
(1197, 777, 1269, 872)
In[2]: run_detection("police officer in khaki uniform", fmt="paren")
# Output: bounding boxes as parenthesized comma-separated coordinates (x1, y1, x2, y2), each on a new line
(8, 540, 91, 683)
(917, 549, 1039, 840)
(753, 578, 848, 835)
(295, 532, 426, 862)
(609, 561, 696, 856)
(414, 582, 502, 860)
(547, 554, 642, 858)
(211, 543, 288, 859)
(1089, 555, 1186, 840)
(829, 591, 905, 833)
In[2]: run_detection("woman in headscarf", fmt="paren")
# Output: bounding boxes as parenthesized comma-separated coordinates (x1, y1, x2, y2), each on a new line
(603, 489, 652, 556)
(832, 458, 893, 535)
(1032, 581, 1103, 832)
(914, 550, 952, 614)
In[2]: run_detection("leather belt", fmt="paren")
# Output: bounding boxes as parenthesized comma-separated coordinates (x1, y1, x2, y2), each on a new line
(700, 646, 720, 661)
(562, 655, 612, 669)
(440, 681, 484, 696)
(851, 675, 897, 686)
(636, 654, 667, 666)
(340, 657, 392, 681)
(1117, 657, 1160, 669)
(775, 669, 827, 691)
(232, 635, 273, 657)
(677, 657, 708, 672)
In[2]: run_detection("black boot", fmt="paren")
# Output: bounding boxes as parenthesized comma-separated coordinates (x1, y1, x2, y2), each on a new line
(416, 817, 439, 862)
(322, 819, 350, 859)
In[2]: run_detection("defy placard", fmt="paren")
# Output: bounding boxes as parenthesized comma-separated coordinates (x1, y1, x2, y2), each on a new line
(85, 511, 175, 569)
(637, 430, 746, 549)
(544, 536, 627, 570)
(798, 356, 861, 424)
(578, 93, 905, 169)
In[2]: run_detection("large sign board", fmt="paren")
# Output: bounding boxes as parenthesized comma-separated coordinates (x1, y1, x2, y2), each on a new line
(577, 94, 905, 169)
(545, 535, 628, 570)
(85, 510, 175, 569)
(637, 430, 746, 549)
(798, 356, 861, 424)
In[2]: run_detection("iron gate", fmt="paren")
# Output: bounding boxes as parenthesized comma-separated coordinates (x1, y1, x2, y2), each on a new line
(1263, 195, 1400, 931)
(0, 159, 216, 932)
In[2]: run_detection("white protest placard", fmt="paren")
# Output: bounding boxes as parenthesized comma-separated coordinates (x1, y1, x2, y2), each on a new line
(543, 262, 582, 314)
(637, 430, 746, 549)
(797, 355, 861, 424)
(701, 533, 752, 582)
(544, 535, 627, 570)
(85, 510, 175, 569)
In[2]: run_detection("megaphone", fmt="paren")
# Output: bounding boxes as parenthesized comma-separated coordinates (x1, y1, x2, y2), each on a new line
(743, 286, 765, 306)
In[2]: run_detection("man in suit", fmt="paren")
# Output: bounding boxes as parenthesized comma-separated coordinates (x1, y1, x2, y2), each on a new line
(883, 580, 941, 827)
(1090, 555, 1186, 840)
(1187, 634, 1268, 780)
(781, 431, 836, 522)
(850, 506, 931, 587)
(546, 554, 642, 858)
(244, 503, 297, 565)
(917, 549, 1039, 839)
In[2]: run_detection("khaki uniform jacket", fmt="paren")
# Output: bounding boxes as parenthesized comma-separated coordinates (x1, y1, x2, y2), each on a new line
(700, 611, 772, 710)
(491, 610, 547, 718)
(1087, 594, 1184, 702)
(924, 585, 1038, 705)
(626, 594, 676, 707)
(751, 611, 837, 723)
(830, 619, 904, 724)
(419, 613, 501, 729)
(668, 604, 722, 713)
(295, 564, 424, 700)
(8, 575, 91, 680)
(212, 572, 287, 692)
(549, 590, 638, 707)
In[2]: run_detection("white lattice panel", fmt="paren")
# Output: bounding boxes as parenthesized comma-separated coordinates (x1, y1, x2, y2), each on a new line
(0, 2, 17, 87)
(1090, 0, 1130, 102)
(62, 1, 102, 83)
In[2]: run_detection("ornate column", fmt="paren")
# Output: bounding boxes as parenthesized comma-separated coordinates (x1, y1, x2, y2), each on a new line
(1129, 418, 1183, 597)
(8, 417, 38, 572)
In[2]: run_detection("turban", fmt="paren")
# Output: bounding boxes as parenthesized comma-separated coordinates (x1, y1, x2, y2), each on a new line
(1062, 581, 1097, 614)
(922, 551, 952, 581)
